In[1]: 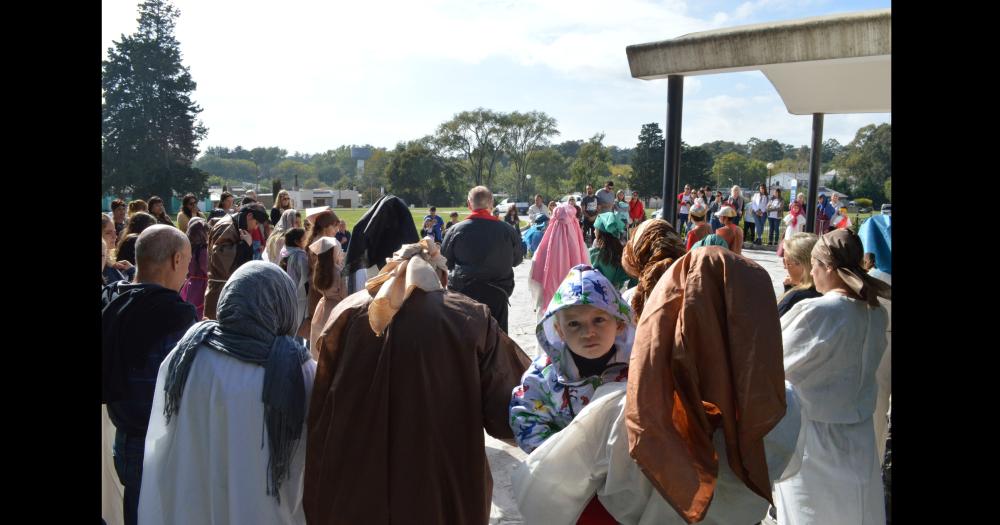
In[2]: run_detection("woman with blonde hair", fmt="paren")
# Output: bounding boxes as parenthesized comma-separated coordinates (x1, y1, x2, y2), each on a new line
(265, 209, 300, 264)
(774, 229, 891, 525)
(270, 190, 294, 226)
(776, 232, 822, 317)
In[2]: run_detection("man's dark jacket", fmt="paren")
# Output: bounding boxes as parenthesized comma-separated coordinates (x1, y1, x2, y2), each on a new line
(441, 217, 524, 296)
(101, 281, 198, 437)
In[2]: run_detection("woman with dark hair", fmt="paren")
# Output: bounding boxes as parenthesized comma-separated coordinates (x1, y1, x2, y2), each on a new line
(209, 192, 234, 220)
(504, 206, 521, 230)
(303, 210, 341, 344)
(116, 212, 158, 266)
(620, 218, 686, 319)
(271, 190, 294, 226)
(179, 217, 210, 319)
(280, 227, 310, 340)
(308, 236, 347, 357)
(204, 203, 269, 320)
(708, 190, 725, 231)
(147, 196, 175, 227)
(589, 212, 635, 290)
(176, 193, 204, 233)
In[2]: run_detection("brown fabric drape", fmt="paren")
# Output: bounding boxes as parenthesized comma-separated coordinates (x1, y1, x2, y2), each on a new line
(812, 228, 891, 306)
(626, 246, 786, 523)
(304, 288, 531, 525)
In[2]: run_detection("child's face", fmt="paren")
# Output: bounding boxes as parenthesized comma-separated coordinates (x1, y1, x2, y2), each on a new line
(553, 305, 625, 359)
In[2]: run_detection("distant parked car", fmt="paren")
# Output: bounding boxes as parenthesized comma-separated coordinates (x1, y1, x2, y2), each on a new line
(859, 207, 872, 214)
(880, 203, 891, 216)
(494, 197, 529, 216)
(559, 192, 584, 204)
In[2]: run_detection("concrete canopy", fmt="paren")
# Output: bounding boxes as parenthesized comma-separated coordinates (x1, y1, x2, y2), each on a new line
(625, 9, 890, 114)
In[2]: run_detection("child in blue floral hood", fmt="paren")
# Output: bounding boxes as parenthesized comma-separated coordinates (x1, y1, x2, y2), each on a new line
(509, 264, 636, 454)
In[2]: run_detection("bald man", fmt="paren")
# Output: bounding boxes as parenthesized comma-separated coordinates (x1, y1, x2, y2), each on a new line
(101, 225, 198, 525)
(441, 186, 524, 332)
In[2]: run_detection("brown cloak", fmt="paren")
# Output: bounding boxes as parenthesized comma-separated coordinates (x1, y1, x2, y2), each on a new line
(304, 288, 531, 525)
(626, 246, 786, 523)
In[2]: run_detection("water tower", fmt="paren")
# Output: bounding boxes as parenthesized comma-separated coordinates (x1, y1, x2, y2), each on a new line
(351, 147, 375, 204)
(351, 147, 372, 174)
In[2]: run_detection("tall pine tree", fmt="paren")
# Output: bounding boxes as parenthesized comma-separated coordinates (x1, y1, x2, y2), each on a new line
(630, 123, 664, 199)
(102, 0, 208, 206)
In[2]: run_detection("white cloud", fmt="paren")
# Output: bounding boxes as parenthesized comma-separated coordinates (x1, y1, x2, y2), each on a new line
(102, 0, 890, 152)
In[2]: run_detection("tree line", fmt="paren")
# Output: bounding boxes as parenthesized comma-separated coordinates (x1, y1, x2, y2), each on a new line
(101, 1, 890, 210)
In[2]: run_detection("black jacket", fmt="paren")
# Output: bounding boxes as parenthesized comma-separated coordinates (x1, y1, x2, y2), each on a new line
(101, 281, 197, 437)
(441, 217, 524, 296)
(345, 195, 420, 273)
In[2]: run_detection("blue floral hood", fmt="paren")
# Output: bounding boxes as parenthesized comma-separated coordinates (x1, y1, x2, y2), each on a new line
(536, 264, 636, 383)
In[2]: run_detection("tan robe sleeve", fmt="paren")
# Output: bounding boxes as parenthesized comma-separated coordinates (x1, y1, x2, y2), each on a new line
(478, 315, 532, 440)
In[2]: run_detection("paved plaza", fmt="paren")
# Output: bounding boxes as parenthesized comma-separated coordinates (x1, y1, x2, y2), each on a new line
(486, 247, 785, 524)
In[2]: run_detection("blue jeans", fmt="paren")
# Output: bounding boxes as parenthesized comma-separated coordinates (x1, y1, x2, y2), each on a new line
(754, 214, 767, 243)
(678, 213, 689, 234)
(768, 217, 781, 245)
(113, 430, 145, 525)
(710, 216, 722, 231)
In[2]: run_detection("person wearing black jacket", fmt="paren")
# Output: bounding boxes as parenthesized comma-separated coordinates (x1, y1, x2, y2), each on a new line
(441, 186, 524, 332)
(101, 225, 197, 525)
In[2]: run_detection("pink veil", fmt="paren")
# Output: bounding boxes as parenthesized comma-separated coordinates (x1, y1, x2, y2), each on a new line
(528, 203, 589, 316)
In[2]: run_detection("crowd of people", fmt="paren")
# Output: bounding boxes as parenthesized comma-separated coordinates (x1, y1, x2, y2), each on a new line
(101, 182, 891, 525)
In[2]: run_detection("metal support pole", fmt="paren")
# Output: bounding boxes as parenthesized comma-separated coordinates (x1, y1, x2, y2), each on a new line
(806, 113, 824, 233)
(661, 75, 684, 225)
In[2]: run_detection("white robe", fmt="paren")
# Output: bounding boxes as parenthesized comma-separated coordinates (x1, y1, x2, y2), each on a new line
(869, 269, 891, 461)
(511, 382, 803, 525)
(138, 346, 316, 525)
(774, 292, 888, 525)
(102, 405, 125, 525)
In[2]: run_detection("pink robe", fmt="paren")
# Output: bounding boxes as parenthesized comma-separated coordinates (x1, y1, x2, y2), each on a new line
(528, 203, 589, 316)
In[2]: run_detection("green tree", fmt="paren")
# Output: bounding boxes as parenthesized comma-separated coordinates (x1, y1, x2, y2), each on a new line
(629, 123, 664, 199)
(386, 142, 463, 207)
(832, 124, 891, 205)
(102, 0, 208, 201)
(700, 140, 748, 158)
(712, 152, 754, 188)
(527, 148, 568, 199)
(569, 134, 612, 192)
(271, 160, 316, 188)
(748, 137, 785, 163)
(505, 111, 559, 200)
(435, 108, 509, 188)
(883, 178, 891, 201)
(194, 155, 258, 183)
(680, 143, 714, 189)
(554, 140, 584, 159)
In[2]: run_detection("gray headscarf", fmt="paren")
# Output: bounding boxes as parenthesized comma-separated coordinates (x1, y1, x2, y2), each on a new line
(163, 261, 311, 501)
(280, 208, 298, 230)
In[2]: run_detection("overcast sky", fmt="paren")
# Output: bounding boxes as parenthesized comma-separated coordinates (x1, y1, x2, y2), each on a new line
(102, 0, 891, 154)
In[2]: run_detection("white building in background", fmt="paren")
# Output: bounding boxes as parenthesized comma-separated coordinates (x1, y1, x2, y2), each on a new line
(207, 187, 361, 209)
